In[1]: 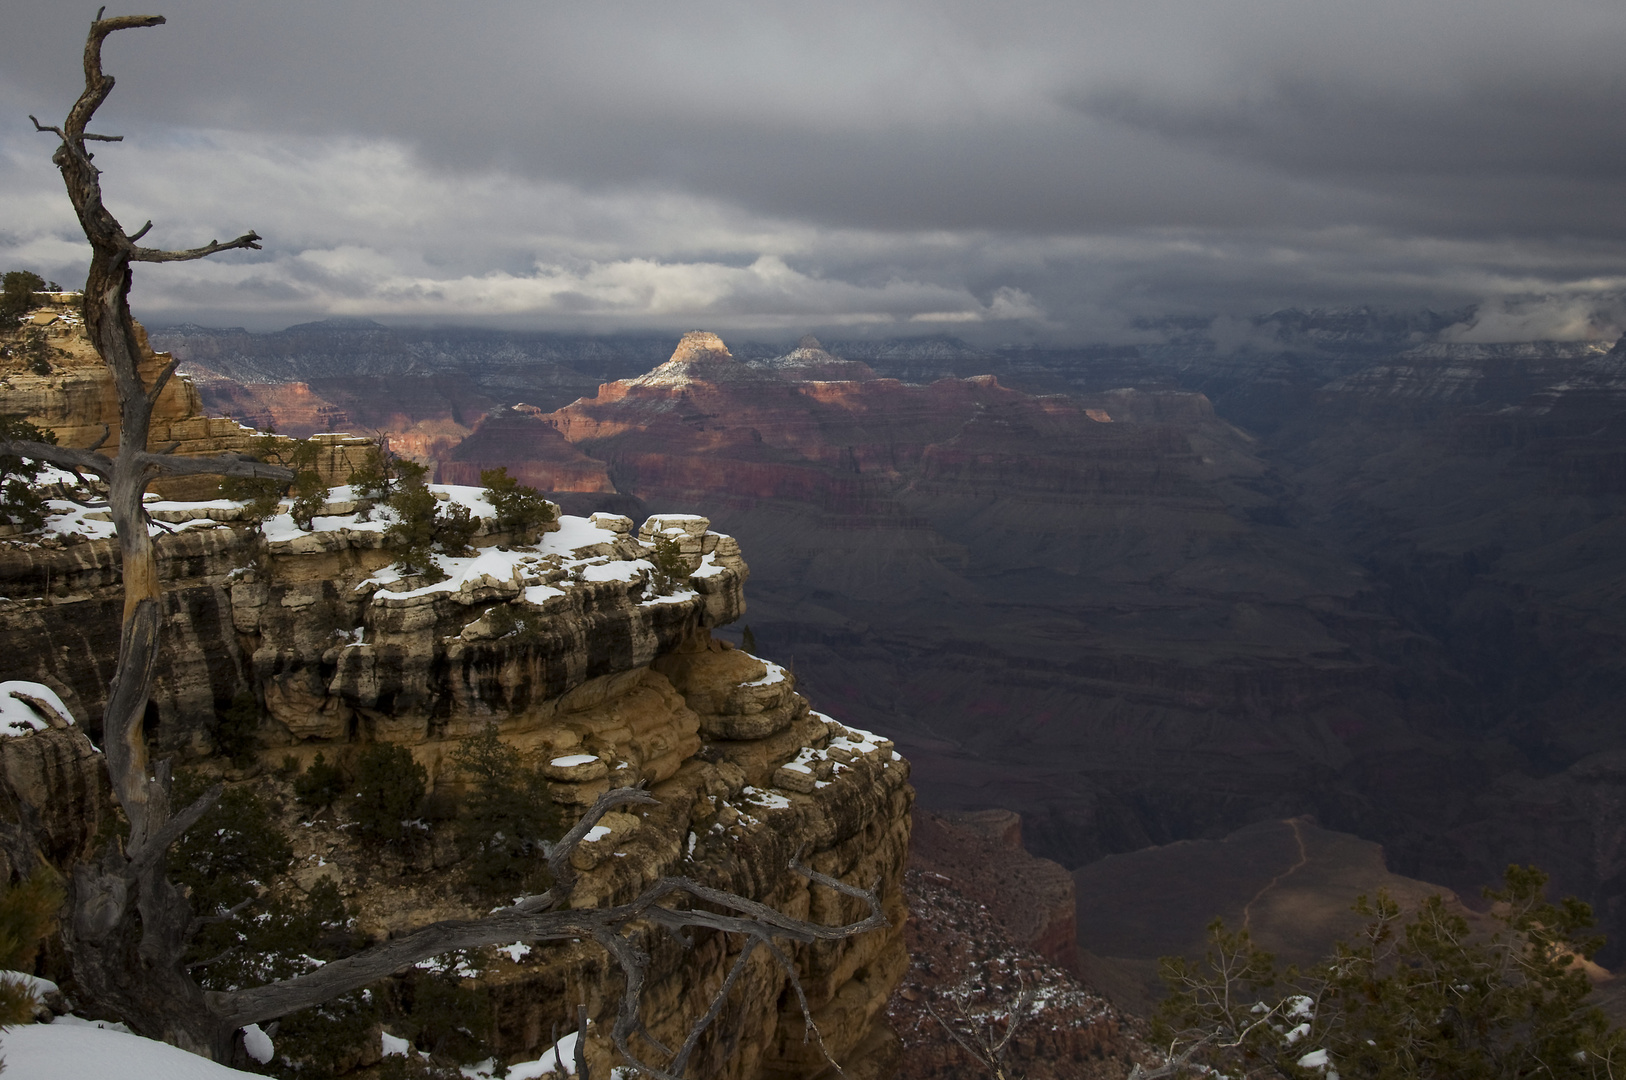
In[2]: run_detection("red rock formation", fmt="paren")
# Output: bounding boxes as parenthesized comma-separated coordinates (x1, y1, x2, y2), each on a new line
(545, 332, 1196, 519)
(909, 809, 1081, 975)
(437, 404, 614, 492)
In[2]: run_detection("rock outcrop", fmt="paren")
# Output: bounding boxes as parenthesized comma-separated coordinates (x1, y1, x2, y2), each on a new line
(888, 864, 1148, 1080)
(437, 404, 615, 492)
(0, 295, 263, 498)
(908, 809, 1079, 975)
(0, 484, 912, 1077)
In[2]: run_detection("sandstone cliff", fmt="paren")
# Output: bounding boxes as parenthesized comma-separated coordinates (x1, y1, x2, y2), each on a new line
(0, 295, 266, 499)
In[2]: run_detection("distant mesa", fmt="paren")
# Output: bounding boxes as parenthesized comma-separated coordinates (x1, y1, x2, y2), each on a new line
(670, 330, 732, 363)
(627, 330, 774, 389)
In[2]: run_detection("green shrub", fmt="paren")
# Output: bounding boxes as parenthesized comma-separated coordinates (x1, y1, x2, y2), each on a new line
(219, 430, 295, 530)
(266, 988, 382, 1080)
(215, 691, 261, 769)
(0, 415, 58, 532)
(169, 778, 293, 918)
(480, 466, 555, 544)
(294, 752, 347, 812)
(349, 442, 427, 521)
(648, 531, 690, 595)
(0, 868, 65, 1025)
(451, 724, 560, 899)
(288, 469, 329, 532)
(1155, 864, 1626, 1080)
(436, 501, 479, 558)
(385, 965, 494, 1066)
(384, 482, 444, 581)
(0, 271, 44, 322)
(350, 743, 427, 847)
(166, 775, 358, 995)
(384, 480, 484, 579)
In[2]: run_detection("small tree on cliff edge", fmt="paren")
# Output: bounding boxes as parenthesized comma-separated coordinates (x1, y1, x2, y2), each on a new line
(0, 14, 887, 1075)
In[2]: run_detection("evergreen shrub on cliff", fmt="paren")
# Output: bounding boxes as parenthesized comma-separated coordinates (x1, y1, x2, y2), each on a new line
(383, 477, 483, 580)
(214, 691, 262, 768)
(294, 752, 347, 812)
(350, 743, 428, 847)
(1153, 865, 1625, 1079)
(0, 271, 44, 322)
(648, 531, 690, 595)
(0, 868, 64, 1026)
(480, 466, 555, 544)
(451, 723, 561, 900)
(219, 431, 329, 532)
(0, 416, 57, 532)
(349, 441, 426, 520)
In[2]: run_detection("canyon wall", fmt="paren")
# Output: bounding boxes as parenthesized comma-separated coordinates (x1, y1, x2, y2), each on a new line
(136, 316, 1626, 974)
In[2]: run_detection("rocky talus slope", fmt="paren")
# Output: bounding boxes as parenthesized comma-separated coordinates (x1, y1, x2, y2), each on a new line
(0, 489, 913, 1077)
(889, 869, 1146, 1080)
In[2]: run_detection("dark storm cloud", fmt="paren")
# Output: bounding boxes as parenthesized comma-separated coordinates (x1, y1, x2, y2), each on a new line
(5, 1, 1626, 338)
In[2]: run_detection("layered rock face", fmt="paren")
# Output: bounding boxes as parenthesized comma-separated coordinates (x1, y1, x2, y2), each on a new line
(0, 296, 262, 498)
(0, 493, 912, 1078)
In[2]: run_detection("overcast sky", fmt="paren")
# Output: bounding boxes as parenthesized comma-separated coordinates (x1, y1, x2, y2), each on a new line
(5, 1, 1626, 342)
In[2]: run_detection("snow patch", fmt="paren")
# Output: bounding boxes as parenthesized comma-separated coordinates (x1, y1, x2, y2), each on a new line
(5, 1019, 261, 1078)
(241, 1024, 274, 1064)
(0, 681, 73, 734)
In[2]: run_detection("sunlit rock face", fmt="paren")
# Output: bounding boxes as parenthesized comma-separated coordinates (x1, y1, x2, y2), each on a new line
(0, 295, 264, 499)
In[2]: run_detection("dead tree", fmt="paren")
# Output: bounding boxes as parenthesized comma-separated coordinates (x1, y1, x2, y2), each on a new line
(2, 12, 889, 1073)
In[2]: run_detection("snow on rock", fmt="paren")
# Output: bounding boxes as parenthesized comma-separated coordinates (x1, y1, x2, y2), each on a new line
(241, 1024, 274, 1064)
(0, 971, 56, 998)
(5, 1019, 263, 1079)
(1297, 1048, 1334, 1072)
(0, 682, 73, 735)
(463, 1028, 582, 1077)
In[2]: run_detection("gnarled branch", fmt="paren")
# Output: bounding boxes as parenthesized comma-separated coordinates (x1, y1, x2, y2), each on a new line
(132, 452, 293, 482)
(207, 787, 887, 1080)
(0, 439, 113, 480)
(131, 232, 262, 263)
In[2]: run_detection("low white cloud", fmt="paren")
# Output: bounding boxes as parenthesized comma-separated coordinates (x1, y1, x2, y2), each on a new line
(1440, 291, 1626, 343)
(2, 125, 1624, 344)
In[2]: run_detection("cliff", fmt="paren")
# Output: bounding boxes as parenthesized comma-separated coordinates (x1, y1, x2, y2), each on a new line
(0, 295, 265, 499)
(0, 483, 913, 1077)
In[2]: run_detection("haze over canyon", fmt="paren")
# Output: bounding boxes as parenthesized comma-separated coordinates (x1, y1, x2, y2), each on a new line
(151, 310, 1626, 968)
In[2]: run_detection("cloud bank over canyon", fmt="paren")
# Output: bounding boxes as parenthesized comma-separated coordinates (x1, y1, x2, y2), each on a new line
(5, 0, 1626, 340)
